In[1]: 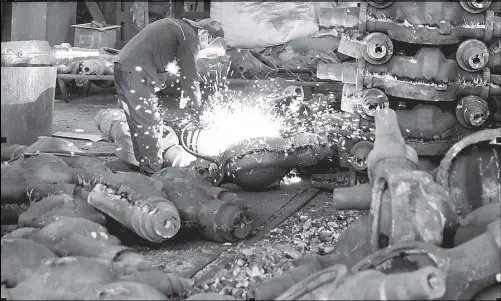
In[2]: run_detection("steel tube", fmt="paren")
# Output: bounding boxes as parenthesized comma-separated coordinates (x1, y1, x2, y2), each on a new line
(226, 78, 336, 87)
(56, 74, 114, 81)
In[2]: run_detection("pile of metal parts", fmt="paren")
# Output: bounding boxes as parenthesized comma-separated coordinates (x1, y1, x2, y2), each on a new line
(239, 2, 501, 300)
(0, 135, 259, 299)
(0, 136, 254, 244)
(250, 108, 500, 301)
(1, 110, 499, 300)
(1, 2, 501, 299)
(312, 0, 501, 178)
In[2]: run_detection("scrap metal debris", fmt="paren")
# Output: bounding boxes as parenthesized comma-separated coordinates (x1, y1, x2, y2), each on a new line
(1, 1, 501, 300)
(192, 210, 360, 299)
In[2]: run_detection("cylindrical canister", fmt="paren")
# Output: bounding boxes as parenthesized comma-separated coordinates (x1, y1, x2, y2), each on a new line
(1, 66, 57, 147)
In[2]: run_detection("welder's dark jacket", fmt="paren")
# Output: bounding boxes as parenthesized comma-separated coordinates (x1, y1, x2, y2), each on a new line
(116, 18, 199, 102)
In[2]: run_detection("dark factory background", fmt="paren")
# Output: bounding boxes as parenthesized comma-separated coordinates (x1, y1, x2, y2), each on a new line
(1, 1, 211, 49)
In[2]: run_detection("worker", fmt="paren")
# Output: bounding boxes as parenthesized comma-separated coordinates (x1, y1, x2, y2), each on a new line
(113, 18, 224, 175)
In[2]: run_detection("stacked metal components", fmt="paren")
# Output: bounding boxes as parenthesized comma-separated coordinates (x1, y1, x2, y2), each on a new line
(316, 1, 500, 172)
(0, 135, 253, 244)
(243, 3, 501, 299)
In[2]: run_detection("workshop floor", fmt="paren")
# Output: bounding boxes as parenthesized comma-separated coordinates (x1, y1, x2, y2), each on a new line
(48, 86, 360, 297)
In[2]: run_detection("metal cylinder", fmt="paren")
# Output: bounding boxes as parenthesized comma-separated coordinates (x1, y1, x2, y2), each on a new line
(377, 267, 446, 300)
(80, 59, 106, 75)
(460, 0, 492, 14)
(52, 43, 100, 66)
(362, 32, 394, 65)
(1, 41, 100, 67)
(456, 95, 490, 128)
(87, 187, 181, 243)
(163, 144, 197, 167)
(197, 199, 253, 242)
(457, 39, 490, 72)
(184, 127, 223, 157)
(349, 141, 374, 172)
(361, 88, 389, 117)
(1, 66, 57, 147)
(318, 7, 360, 29)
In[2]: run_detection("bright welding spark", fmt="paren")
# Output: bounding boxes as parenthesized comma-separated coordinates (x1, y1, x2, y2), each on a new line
(195, 92, 285, 156)
(172, 55, 353, 158)
(282, 171, 302, 185)
(165, 61, 180, 76)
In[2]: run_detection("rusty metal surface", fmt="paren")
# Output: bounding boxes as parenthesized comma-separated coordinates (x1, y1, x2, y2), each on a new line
(488, 39, 500, 74)
(152, 167, 253, 242)
(351, 219, 501, 300)
(276, 264, 446, 300)
(196, 132, 335, 191)
(137, 182, 313, 279)
(457, 39, 490, 72)
(2, 1, 501, 295)
(368, 109, 458, 250)
(318, 49, 500, 102)
(319, 2, 501, 45)
(436, 129, 501, 217)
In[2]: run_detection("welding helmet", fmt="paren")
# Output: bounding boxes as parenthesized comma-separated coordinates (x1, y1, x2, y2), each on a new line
(184, 18, 224, 49)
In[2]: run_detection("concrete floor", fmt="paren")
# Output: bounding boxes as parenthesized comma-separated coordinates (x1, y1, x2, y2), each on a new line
(50, 86, 348, 280)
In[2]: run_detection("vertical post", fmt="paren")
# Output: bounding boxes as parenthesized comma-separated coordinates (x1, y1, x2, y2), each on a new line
(131, 1, 149, 35)
(115, 0, 133, 48)
(1, 2, 12, 42)
(46, 2, 78, 45)
(172, 1, 185, 19)
(10, 2, 48, 41)
(203, 0, 211, 15)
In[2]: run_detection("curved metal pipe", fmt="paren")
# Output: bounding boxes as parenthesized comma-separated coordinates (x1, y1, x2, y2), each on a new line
(179, 123, 225, 186)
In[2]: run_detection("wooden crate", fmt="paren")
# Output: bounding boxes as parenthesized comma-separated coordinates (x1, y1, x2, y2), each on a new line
(71, 23, 121, 49)
(99, 1, 134, 49)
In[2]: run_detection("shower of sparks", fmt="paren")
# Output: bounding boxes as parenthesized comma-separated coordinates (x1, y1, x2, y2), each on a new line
(194, 89, 286, 157)
(177, 72, 376, 158)
(128, 52, 377, 166)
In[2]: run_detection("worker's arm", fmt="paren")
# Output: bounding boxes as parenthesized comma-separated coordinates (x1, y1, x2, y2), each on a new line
(177, 38, 201, 110)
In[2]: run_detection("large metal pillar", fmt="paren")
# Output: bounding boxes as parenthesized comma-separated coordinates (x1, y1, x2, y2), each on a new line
(1, 1, 77, 45)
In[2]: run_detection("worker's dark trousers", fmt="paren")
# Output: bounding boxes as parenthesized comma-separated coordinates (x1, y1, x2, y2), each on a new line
(114, 63, 163, 174)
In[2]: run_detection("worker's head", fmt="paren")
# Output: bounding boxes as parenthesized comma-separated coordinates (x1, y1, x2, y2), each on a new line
(184, 18, 225, 49)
